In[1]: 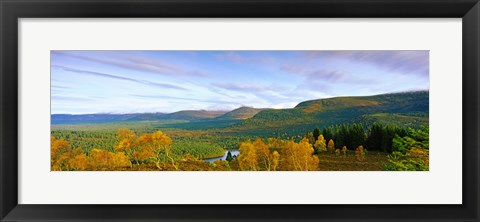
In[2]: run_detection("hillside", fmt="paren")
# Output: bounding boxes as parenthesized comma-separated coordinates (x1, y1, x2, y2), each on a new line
(229, 91, 429, 134)
(216, 106, 268, 120)
(166, 110, 227, 120)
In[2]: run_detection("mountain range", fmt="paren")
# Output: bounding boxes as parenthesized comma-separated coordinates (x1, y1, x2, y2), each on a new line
(51, 91, 429, 131)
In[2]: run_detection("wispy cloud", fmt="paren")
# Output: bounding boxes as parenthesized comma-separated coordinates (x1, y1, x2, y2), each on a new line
(304, 51, 429, 76)
(52, 51, 209, 77)
(52, 95, 99, 102)
(52, 65, 188, 91)
(51, 85, 70, 89)
(216, 52, 275, 65)
(132, 94, 241, 106)
(212, 82, 288, 92)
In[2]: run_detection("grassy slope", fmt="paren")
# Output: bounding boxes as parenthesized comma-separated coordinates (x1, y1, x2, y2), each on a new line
(216, 107, 268, 120)
(227, 91, 429, 136)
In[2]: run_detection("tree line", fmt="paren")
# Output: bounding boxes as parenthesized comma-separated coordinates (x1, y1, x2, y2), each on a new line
(305, 123, 408, 153)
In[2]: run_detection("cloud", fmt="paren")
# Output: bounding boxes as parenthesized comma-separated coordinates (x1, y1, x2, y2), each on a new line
(309, 69, 347, 81)
(280, 63, 308, 75)
(51, 85, 70, 89)
(131, 94, 240, 105)
(52, 65, 188, 91)
(211, 82, 294, 105)
(216, 52, 275, 65)
(52, 51, 208, 77)
(52, 95, 98, 102)
(304, 51, 429, 76)
(212, 82, 288, 92)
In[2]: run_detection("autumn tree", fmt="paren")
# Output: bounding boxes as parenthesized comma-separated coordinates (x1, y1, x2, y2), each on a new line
(88, 148, 131, 170)
(151, 130, 176, 170)
(135, 134, 156, 164)
(238, 141, 258, 171)
(51, 136, 74, 170)
(355, 145, 365, 161)
(68, 153, 88, 171)
(314, 135, 327, 153)
(305, 132, 315, 146)
(282, 138, 319, 171)
(327, 139, 335, 154)
(114, 128, 137, 166)
(254, 138, 271, 170)
(271, 151, 280, 171)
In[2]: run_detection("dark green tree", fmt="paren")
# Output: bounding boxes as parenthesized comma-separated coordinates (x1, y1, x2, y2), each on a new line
(226, 151, 233, 162)
(313, 128, 320, 143)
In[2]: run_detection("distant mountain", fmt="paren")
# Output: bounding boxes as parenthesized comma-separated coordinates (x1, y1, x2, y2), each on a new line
(166, 110, 227, 120)
(51, 110, 227, 124)
(51, 91, 429, 130)
(51, 113, 146, 124)
(216, 106, 268, 120)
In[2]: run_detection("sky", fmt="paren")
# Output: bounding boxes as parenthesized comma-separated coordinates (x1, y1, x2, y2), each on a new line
(51, 50, 429, 114)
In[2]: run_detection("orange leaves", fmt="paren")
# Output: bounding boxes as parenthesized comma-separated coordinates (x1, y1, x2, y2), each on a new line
(282, 138, 319, 171)
(112, 129, 175, 169)
(238, 141, 258, 171)
(314, 135, 327, 153)
(116, 128, 137, 140)
(83, 149, 131, 170)
(271, 151, 280, 171)
(253, 138, 271, 170)
(51, 129, 175, 171)
(327, 139, 335, 154)
(152, 131, 172, 146)
(355, 145, 365, 161)
(51, 136, 74, 170)
(68, 154, 88, 171)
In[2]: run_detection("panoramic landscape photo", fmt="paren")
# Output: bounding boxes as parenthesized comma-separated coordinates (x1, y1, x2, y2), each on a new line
(51, 50, 429, 171)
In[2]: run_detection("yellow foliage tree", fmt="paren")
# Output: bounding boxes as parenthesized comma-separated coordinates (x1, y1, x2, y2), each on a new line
(341, 146, 347, 157)
(68, 153, 88, 171)
(134, 134, 156, 163)
(327, 139, 335, 154)
(271, 151, 280, 171)
(151, 130, 176, 170)
(314, 135, 327, 153)
(88, 148, 131, 170)
(283, 138, 319, 171)
(114, 128, 138, 166)
(238, 141, 258, 171)
(253, 138, 271, 171)
(355, 145, 365, 161)
(51, 136, 72, 170)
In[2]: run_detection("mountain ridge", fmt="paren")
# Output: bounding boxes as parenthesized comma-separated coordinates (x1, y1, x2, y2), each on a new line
(51, 90, 429, 126)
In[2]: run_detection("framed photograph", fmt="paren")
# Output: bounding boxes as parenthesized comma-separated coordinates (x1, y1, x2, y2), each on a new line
(1, 0, 478, 221)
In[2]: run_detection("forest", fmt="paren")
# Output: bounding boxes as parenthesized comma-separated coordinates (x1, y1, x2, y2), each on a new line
(51, 123, 429, 171)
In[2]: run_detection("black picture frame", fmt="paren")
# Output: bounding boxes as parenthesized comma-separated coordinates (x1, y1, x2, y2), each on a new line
(1, 0, 479, 221)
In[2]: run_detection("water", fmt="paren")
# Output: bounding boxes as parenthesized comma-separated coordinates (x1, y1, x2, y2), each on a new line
(203, 150, 240, 162)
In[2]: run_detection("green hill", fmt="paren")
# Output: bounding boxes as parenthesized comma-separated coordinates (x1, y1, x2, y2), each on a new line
(216, 106, 268, 120)
(228, 91, 428, 135)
